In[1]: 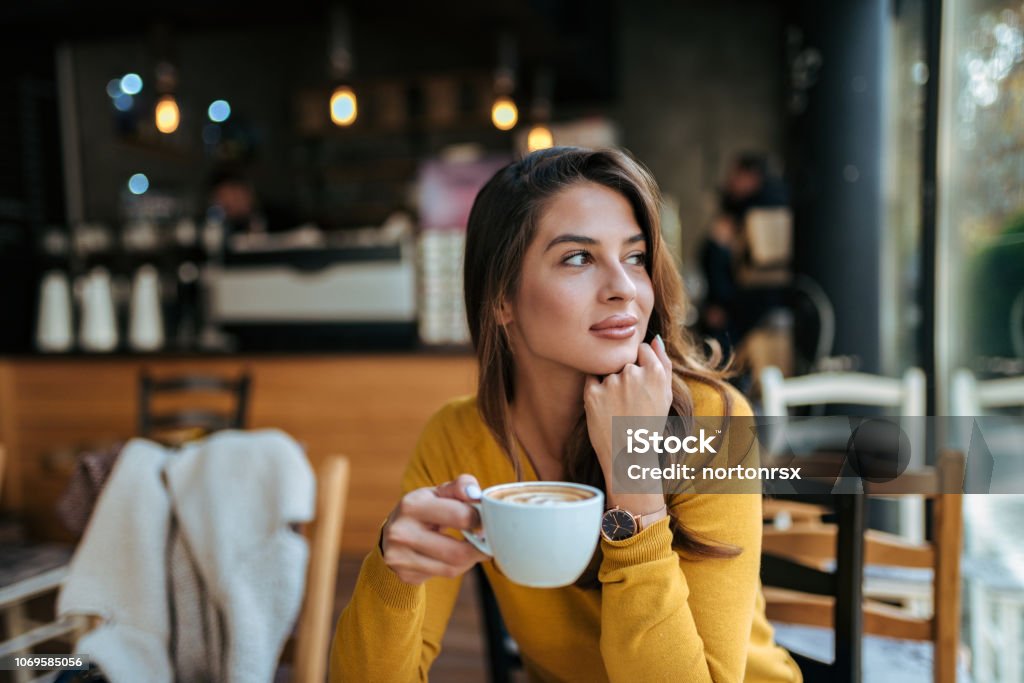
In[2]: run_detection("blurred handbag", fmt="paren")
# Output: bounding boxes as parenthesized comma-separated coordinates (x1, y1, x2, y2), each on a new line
(57, 442, 125, 537)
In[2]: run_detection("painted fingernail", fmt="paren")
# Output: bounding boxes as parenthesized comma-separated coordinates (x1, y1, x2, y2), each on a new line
(465, 484, 482, 500)
(655, 334, 664, 349)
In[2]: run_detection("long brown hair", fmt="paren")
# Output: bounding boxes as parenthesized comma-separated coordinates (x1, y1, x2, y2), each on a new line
(464, 146, 741, 563)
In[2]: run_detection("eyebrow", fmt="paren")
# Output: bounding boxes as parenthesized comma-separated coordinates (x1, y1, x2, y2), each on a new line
(543, 233, 647, 252)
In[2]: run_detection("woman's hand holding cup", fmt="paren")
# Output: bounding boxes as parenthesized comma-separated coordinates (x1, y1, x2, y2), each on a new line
(381, 474, 490, 585)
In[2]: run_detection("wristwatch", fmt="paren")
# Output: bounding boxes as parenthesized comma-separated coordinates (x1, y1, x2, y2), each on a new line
(600, 505, 668, 541)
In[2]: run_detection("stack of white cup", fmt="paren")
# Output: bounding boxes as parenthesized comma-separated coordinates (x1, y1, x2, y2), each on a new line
(79, 267, 119, 352)
(128, 264, 164, 351)
(36, 271, 74, 352)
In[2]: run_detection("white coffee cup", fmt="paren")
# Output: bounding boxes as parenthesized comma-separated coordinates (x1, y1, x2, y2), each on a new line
(463, 481, 604, 588)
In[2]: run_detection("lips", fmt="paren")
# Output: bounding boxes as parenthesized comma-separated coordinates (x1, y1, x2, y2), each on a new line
(589, 314, 639, 340)
(590, 314, 639, 331)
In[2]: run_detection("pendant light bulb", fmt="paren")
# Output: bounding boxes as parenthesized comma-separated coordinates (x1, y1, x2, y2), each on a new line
(155, 95, 180, 134)
(491, 96, 518, 131)
(330, 86, 358, 126)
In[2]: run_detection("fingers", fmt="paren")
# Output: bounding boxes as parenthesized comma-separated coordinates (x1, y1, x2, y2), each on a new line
(652, 334, 673, 376)
(635, 342, 660, 375)
(398, 526, 489, 567)
(637, 337, 673, 377)
(383, 532, 485, 584)
(435, 474, 482, 503)
(403, 493, 480, 530)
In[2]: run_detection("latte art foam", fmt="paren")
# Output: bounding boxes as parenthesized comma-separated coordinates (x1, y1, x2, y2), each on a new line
(489, 485, 596, 505)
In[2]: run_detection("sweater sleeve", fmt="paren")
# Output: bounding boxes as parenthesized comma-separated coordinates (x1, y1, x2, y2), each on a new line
(329, 408, 466, 683)
(597, 391, 763, 683)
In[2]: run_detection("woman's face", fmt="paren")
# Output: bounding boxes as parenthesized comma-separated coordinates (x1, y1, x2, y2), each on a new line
(502, 181, 655, 377)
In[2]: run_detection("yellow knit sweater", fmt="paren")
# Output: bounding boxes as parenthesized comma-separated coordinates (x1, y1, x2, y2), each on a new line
(330, 380, 802, 682)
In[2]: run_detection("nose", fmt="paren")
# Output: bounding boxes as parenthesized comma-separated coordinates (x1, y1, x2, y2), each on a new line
(600, 260, 637, 302)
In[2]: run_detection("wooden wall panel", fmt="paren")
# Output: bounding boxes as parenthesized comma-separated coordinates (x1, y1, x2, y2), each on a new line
(0, 355, 477, 554)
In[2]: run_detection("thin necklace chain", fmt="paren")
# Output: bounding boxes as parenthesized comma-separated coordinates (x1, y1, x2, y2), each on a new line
(513, 429, 567, 481)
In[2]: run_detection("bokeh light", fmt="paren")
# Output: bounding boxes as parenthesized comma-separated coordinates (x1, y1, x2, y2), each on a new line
(128, 173, 149, 195)
(208, 99, 231, 123)
(527, 125, 554, 151)
(330, 86, 358, 126)
(155, 95, 180, 134)
(491, 96, 518, 131)
(120, 73, 143, 95)
(113, 93, 134, 112)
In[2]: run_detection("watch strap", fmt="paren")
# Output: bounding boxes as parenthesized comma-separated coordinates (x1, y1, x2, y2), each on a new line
(636, 506, 668, 531)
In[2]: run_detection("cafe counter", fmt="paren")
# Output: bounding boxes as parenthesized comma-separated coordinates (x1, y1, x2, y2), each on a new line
(0, 353, 477, 554)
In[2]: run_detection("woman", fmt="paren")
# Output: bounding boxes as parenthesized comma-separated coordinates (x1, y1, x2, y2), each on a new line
(330, 147, 801, 682)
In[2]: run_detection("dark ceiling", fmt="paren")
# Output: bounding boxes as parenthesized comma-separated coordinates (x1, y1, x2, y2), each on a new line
(1, 0, 618, 104)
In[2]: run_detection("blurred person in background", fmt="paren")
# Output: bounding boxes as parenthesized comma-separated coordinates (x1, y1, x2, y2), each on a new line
(698, 213, 740, 355)
(330, 147, 801, 682)
(206, 163, 301, 237)
(719, 153, 787, 228)
(698, 153, 790, 369)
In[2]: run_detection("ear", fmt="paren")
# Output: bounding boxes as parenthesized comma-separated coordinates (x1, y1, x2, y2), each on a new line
(496, 297, 514, 326)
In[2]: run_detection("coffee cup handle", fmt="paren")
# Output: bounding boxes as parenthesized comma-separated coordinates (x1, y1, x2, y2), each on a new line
(461, 502, 493, 557)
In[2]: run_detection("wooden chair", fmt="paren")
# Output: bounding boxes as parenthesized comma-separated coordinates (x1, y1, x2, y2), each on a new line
(10, 371, 255, 681)
(0, 558, 83, 683)
(0, 450, 350, 683)
(763, 497, 830, 530)
(0, 440, 81, 683)
(475, 565, 523, 683)
(761, 450, 965, 683)
(138, 370, 251, 442)
(292, 453, 350, 683)
(760, 366, 927, 542)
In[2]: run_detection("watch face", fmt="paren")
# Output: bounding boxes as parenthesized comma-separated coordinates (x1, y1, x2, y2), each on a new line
(602, 508, 637, 541)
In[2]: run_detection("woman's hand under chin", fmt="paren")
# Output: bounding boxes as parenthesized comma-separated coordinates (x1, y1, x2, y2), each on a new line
(583, 335, 674, 490)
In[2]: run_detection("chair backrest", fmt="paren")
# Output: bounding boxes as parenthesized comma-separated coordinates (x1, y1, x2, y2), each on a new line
(951, 369, 1024, 416)
(760, 366, 927, 541)
(950, 370, 1024, 465)
(9, 445, 348, 683)
(762, 451, 964, 683)
(761, 367, 925, 419)
(292, 454, 350, 683)
(53, 450, 348, 683)
(759, 366, 927, 478)
(138, 370, 251, 440)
